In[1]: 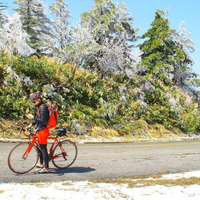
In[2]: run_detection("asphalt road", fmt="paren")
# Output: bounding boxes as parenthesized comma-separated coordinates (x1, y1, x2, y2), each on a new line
(0, 140, 200, 183)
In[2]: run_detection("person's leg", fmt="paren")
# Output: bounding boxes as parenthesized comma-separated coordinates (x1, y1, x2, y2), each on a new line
(39, 144, 49, 169)
(38, 128, 50, 171)
(36, 147, 44, 167)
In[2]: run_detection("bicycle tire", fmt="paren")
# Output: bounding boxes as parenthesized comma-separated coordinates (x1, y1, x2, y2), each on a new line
(52, 140, 78, 169)
(8, 142, 39, 174)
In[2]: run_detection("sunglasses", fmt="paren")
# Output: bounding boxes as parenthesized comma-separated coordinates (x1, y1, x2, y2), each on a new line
(32, 98, 40, 103)
(32, 99, 38, 103)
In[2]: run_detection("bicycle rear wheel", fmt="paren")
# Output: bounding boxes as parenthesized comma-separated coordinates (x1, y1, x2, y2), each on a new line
(52, 140, 78, 169)
(8, 142, 39, 174)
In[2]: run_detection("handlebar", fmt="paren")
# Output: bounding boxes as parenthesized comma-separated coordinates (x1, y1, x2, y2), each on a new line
(20, 127, 35, 137)
(19, 127, 67, 138)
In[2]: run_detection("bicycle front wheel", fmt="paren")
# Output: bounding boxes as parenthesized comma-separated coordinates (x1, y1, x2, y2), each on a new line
(8, 142, 39, 174)
(52, 140, 78, 169)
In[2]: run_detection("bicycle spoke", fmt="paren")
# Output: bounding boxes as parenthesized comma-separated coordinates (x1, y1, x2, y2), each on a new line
(8, 142, 39, 174)
(52, 140, 77, 169)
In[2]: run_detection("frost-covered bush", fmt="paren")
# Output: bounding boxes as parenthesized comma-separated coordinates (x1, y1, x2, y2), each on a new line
(0, 12, 35, 57)
(0, 53, 200, 135)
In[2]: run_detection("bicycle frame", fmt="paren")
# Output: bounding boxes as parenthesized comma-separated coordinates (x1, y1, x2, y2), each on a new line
(47, 136, 67, 160)
(22, 129, 67, 162)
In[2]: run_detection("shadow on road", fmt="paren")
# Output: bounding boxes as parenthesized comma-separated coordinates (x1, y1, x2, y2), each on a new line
(27, 167, 96, 176)
(52, 167, 96, 175)
(9, 167, 96, 182)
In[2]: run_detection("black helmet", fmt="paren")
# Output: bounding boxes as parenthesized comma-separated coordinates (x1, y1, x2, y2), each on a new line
(30, 91, 42, 102)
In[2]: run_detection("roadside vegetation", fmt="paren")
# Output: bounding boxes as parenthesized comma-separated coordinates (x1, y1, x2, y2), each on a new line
(0, 0, 200, 140)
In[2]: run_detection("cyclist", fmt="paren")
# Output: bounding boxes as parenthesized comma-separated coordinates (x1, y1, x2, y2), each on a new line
(25, 91, 50, 173)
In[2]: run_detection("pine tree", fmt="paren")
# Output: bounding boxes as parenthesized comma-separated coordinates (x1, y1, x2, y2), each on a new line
(0, 2, 7, 89)
(0, 2, 7, 26)
(173, 21, 200, 101)
(14, 0, 52, 55)
(139, 9, 197, 87)
(139, 9, 176, 82)
(0, 12, 35, 57)
(0, 2, 7, 10)
(80, 0, 139, 77)
(50, 0, 71, 49)
(173, 21, 197, 86)
(44, 0, 72, 58)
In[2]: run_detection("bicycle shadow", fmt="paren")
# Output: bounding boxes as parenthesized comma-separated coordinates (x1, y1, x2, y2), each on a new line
(49, 167, 96, 175)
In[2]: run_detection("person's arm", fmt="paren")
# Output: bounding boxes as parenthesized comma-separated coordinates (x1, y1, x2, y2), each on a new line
(25, 114, 35, 129)
(34, 105, 49, 124)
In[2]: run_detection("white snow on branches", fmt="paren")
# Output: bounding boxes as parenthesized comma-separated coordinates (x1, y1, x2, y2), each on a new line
(0, 12, 35, 57)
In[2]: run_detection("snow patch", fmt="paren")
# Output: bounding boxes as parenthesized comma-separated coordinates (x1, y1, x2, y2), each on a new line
(0, 171, 200, 199)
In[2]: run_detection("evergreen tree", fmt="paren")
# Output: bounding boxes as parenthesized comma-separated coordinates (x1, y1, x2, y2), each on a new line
(14, 0, 52, 55)
(139, 9, 196, 86)
(44, 0, 72, 58)
(173, 21, 197, 87)
(0, 2, 7, 26)
(139, 9, 175, 82)
(0, 2, 7, 89)
(174, 21, 200, 102)
(0, 2, 7, 10)
(80, 0, 139, 77)
(0, 12, 35, 58)
(50, 0, 71, 49)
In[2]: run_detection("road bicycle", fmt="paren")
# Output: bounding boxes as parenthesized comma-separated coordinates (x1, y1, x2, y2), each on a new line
(8, 127, 78, 174)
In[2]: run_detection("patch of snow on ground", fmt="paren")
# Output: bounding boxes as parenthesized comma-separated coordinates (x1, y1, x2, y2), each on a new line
(0, 171, 200, 200)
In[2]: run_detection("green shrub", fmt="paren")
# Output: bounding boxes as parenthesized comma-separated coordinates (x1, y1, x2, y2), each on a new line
(1, 53, 200, 136)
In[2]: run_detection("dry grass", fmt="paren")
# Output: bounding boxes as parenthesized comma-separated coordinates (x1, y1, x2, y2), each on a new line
(88, 126, 120, 138)
(129, 177, 200, 188)
(62, 182, 73, 186)
(90, 175, 200, 188)
(1, 119, 199, 143)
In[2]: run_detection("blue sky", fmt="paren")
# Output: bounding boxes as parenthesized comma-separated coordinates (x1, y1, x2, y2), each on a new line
(4, 0, 200, 76)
